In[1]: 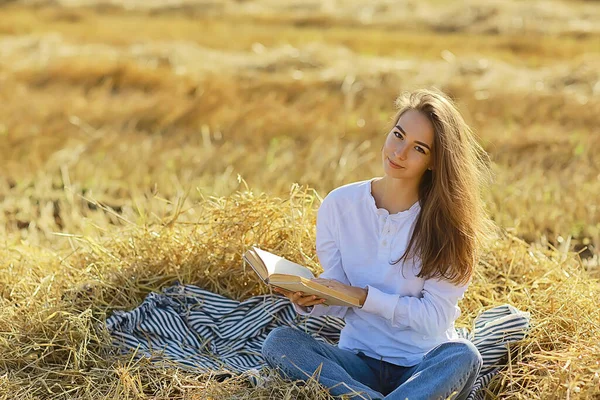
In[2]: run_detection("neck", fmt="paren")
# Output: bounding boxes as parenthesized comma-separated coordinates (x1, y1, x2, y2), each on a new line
(373, 176, 421, 214)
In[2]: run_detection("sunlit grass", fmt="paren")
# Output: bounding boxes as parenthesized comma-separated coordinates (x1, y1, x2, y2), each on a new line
(1, 5, 599, 67)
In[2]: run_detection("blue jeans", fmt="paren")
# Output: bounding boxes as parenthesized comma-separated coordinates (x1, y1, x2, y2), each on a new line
(261, 326, 482, 400)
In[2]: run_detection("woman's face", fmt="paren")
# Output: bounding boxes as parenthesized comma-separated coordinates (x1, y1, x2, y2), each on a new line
(382, 109, 434, 182)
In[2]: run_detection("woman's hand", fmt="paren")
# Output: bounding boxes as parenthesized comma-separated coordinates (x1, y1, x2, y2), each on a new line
(272, 287, 327, 308)
(312, 278, 368, 307)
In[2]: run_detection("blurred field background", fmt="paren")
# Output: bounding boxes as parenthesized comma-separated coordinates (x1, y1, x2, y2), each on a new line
(1, 0, 599, 399)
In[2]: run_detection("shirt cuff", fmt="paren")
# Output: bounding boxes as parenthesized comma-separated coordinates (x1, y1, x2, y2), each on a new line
(360, 285, 399, 321)
(292, 302, 314, 316)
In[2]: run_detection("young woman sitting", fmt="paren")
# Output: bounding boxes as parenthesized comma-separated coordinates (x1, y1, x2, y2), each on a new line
(261, 88, 492, 400)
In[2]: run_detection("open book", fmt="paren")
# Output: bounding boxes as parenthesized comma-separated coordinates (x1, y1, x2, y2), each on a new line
(243, 246, 361, 307)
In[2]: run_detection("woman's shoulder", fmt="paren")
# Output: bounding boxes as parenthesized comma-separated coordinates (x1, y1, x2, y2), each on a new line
(323, 179, 372, 204)
(318, 179, 374, 220)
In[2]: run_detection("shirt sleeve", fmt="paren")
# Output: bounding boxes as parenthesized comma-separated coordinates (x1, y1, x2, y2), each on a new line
(293, 196, 350, 319)
(360, 276, 468, 337)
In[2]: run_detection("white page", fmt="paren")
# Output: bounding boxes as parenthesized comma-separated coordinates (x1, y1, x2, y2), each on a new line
(253, 247, 315, 279)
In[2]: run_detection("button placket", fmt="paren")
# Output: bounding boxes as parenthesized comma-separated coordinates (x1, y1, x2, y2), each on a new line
(381, 221, 390, 247)
(382, 222, 396, 248)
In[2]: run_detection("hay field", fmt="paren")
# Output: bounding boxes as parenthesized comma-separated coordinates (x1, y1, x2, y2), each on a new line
(0, 0, 599, 398)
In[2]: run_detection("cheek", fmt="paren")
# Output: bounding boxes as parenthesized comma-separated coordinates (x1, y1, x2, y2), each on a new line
(410, 153, 430, 168)
(419, 157, 433, 172)
(382, 135, 393, 153)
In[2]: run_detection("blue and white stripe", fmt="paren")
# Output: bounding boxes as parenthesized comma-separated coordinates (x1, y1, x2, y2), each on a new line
(106, 284, 530, 399)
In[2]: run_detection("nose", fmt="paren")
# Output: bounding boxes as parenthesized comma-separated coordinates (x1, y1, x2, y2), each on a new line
(394, 141, 409, 161)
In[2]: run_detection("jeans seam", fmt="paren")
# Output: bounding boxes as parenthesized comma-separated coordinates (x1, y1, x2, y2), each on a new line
(264, 351, 297, 381)
(441, 359, 480, 400)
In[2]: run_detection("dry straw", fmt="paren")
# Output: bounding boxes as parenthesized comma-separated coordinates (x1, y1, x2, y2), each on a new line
(1, 3, 599, 398)
(0, 185, 598, 399)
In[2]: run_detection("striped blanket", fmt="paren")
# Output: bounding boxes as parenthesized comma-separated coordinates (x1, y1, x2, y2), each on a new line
(105, 284, 530, 400)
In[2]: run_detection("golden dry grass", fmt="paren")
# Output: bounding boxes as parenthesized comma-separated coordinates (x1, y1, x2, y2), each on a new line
(1, 0, 599, 398)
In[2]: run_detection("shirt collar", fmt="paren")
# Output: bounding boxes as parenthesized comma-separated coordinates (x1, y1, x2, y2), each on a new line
(367, 178, 421, 220)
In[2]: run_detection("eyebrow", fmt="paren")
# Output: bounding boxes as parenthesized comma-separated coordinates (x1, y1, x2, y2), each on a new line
(395, 124, 432, 151)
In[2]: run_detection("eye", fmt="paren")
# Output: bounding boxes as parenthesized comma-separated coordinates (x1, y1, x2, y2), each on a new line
(415, 146, 426, 154)
(393, 131, 403, 139)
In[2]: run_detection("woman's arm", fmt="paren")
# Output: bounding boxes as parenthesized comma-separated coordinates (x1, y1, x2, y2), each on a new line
(305, 276, 467, 337)
(360, 278, 469, 337)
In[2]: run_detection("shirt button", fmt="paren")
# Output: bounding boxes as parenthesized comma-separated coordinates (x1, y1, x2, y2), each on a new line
(382, 240, 387, 246)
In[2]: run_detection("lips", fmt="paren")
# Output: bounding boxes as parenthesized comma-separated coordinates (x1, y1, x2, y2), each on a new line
(387, 157, 404, 169)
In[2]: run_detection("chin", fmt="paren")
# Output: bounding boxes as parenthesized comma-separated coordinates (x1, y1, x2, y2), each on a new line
(383, 166, 405, 177)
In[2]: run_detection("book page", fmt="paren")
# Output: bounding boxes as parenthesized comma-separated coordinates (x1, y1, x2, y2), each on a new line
(243, 252, 268, 281)
(253, 247, 315, 280)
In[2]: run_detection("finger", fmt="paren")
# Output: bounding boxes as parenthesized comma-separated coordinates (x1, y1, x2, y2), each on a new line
(297, 294, 326, 307)
(284, 291, 298, 301)
(294, 293, 312, 306)
(304, 297, 327, 307)
(290, 291, 306, 303)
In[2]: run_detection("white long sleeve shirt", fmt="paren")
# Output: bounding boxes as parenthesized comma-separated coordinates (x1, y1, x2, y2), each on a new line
(294, 178, 469, 367)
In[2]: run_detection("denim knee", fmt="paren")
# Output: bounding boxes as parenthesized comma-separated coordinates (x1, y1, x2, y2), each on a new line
(262, 326, 301, 360)
(451, 339, 483, 372)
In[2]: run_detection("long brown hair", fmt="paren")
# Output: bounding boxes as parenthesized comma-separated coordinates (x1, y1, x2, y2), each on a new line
(392, 89, 493, 285)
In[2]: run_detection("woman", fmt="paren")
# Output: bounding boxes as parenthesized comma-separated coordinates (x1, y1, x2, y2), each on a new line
(261, 89, 491, 400)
